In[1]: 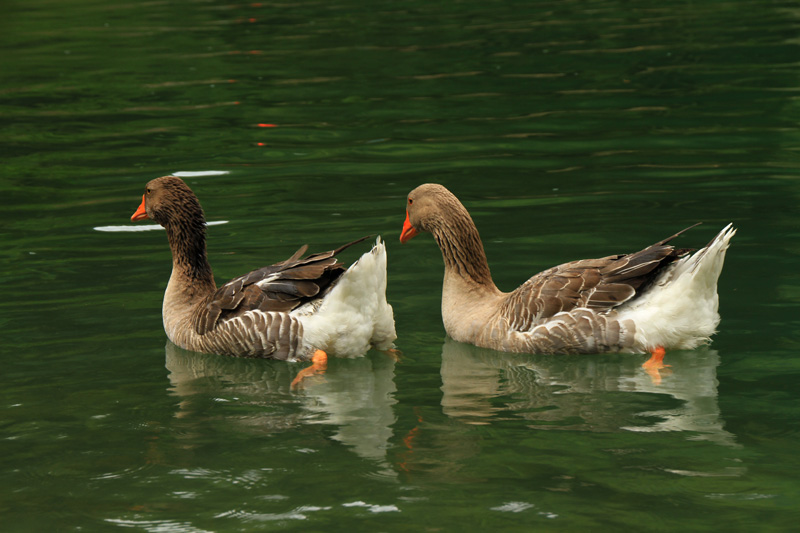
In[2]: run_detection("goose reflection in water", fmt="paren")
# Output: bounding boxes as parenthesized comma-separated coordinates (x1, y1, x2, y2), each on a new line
(164, 342, 398, 466)
(439, 338, 738, 448)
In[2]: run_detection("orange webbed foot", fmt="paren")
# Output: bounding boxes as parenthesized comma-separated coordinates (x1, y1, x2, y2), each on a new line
(642, 346, 672, 385)
(290, 349, 328, 390)
(382, 348, 403, 362)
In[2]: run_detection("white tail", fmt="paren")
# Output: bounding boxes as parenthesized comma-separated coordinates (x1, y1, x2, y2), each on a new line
(617, 224, 736, 351)
(294, 238, 397, 357)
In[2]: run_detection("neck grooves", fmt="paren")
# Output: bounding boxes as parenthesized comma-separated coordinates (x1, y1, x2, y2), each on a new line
(433, 209, 494, 287)
(165, 218, 215, 288)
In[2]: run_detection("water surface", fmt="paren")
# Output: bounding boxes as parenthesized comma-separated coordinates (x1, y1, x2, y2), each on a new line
(2, 0, 799, 531)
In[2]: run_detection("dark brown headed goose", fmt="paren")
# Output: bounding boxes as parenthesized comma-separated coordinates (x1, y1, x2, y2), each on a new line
(131, 176, 396, 385)
(399, 183, 734, 370)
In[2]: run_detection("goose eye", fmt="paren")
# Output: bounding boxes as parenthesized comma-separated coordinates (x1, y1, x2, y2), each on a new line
(146, 188, 151, 194)
(408, 198, 413, 205)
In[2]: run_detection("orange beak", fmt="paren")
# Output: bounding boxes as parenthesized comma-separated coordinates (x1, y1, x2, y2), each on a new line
(131, 194, 149, 221)
(400, 210, 419, 243)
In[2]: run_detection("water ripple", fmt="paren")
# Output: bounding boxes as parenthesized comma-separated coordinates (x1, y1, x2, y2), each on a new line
(105, 519, 213, 532)
(94, 220, 228, 232)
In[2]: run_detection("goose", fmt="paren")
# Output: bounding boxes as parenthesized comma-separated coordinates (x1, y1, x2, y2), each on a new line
(399, 183, 734, 370)
(130, 176, 396, 386)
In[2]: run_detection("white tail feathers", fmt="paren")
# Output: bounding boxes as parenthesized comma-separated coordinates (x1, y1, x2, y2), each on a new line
(294, 238, 397, 357)
(617, 224, 736, 351)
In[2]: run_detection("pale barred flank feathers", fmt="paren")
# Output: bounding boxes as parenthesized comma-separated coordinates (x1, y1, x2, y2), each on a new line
(196, 311, 303, 360)
(522, 310, 637, 354)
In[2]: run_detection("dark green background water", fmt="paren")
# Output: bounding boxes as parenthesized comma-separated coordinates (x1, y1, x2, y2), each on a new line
(2, 0, 799, 531)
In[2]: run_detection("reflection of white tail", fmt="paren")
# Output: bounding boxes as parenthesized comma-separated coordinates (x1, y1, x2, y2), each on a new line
(165, 343, 400, 465)
(295, 238, 397, 357)
(618, 224, 736, 351)
(440, 339, 739, 447)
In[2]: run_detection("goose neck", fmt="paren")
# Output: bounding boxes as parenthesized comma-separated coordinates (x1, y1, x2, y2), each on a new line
(432, 214, 497, 290)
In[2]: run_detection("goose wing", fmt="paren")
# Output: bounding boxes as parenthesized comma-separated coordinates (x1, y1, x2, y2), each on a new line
(193, 236, 370, 335)
(499, 226, 696, 332)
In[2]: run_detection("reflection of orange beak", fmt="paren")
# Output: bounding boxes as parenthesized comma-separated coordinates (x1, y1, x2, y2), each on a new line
(131, 194, 149, 221)
(400, 210, 419, 243)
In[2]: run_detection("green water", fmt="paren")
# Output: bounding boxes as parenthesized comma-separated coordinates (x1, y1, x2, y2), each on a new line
(2, 0, 799, 531)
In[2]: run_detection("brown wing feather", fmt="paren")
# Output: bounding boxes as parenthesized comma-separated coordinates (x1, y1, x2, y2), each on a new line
(501, 227, 696, 332)
(193, 236, 371, 335)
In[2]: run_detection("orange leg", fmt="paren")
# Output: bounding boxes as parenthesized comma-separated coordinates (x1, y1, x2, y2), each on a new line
(290, 349, 328, 390)
(382, 348, 403, 362)
(642, 346, 671, 385)
(396, 407, 424, 473)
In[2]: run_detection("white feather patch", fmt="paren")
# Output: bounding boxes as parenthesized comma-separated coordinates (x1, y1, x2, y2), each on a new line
(293, 237, 397, 357)
(616, 224, 735, 351)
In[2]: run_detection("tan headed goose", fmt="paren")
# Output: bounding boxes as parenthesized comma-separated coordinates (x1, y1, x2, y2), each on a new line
(400, 183, 734, 369)
(131, 176, 396, 385)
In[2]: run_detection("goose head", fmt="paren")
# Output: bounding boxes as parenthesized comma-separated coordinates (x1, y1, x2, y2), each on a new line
(400, 183, 466, 243)
(131, 175, 206, 229)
